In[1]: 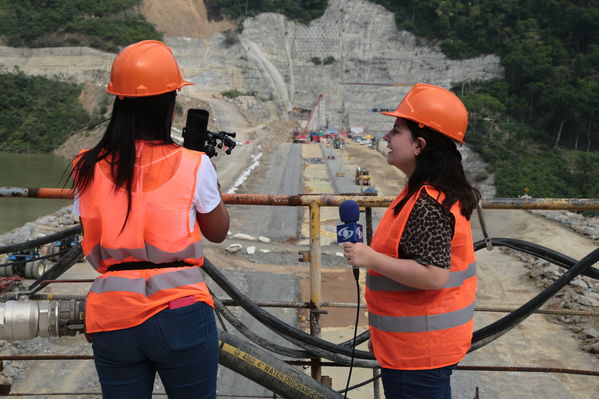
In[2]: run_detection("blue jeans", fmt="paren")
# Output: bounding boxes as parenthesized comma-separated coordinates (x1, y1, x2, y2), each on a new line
(92, 301, 218, 399)
(381, 364, 456, 399)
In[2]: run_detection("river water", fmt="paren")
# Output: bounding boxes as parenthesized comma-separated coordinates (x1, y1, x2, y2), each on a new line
(0, 152, 72, 234)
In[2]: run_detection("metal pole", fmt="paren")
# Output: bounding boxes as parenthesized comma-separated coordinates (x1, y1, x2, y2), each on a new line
(309, 203, 322, 381)
(372, 367, 381, 399)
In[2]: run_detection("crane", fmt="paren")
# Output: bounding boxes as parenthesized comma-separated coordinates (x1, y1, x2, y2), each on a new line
(293, 94, 324, 143)
(305, 94, 324, 132)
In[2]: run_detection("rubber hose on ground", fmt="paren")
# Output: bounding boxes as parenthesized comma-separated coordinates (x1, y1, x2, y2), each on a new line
(213, 296, 313, 359)
(203, 258, 375, 361)
(219, 329, 344, 399)
(214, 288, 378, 367)
(0, 226, 81, 254)
(471, 245, 599, 351)
(476, 237, 599, 280)
(330, 238, 599, 355)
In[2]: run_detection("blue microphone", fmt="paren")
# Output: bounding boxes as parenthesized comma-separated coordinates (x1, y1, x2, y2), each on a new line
(337, 200, 363, 280)
(337, 200, 364, 243)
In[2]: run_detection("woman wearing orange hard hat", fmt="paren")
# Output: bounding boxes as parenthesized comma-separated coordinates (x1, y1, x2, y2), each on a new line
(343, 84, 479, 398)
(72, 40, 229, 399)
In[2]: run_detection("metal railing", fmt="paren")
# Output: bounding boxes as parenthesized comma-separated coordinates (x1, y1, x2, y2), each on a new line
(1, 187, 599, 397)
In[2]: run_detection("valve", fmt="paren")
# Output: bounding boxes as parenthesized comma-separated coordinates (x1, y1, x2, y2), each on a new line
(0, 299, 85, 341)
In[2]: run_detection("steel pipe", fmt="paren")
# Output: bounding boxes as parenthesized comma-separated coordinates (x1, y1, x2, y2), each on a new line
(3, 187, 599, 210)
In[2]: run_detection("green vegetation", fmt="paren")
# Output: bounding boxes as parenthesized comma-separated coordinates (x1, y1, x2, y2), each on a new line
(0, 70, 92, 152)
(222, 29, 240, 47)
(368, 0, 599, 198)
(0, 0, 161, 52)
(222, 89, 251, 98)
(207, 0, 327, 24)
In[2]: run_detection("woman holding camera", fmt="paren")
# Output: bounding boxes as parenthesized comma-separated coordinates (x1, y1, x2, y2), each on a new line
(72, 40, 229, 399)
(343, 84, 479, 398)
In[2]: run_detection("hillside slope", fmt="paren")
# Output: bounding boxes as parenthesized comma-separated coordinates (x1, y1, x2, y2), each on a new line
(141, 0, 233, 39)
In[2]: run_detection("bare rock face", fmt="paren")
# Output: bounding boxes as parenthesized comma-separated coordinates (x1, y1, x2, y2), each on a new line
(236, 0, 503, 132)
(0, 0, 503, 137)
(0, 46, 113, 85)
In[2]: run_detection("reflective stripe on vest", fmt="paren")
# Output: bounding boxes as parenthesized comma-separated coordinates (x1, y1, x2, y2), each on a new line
(86, 241, 204, 270)
(89, 267, 205, 296)
(369, 302, 475, 333)
(366, 262, 476, 292)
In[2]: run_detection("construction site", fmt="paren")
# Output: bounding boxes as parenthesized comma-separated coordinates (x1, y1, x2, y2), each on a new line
(0, 0, 598, 398)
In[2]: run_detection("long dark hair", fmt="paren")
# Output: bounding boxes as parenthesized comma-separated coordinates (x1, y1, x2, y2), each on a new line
(72, 91, 178, 224)
(394, 119, 481, 219)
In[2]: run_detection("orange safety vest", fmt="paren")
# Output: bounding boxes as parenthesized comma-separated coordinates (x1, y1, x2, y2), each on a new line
(77, 142, 213, 333)
(365, 185, 477, 370)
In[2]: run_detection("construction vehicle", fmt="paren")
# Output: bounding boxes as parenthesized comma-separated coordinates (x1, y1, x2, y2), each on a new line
(291, 127, 308, 143)
(333, 137, 343, 149)
(3, 249, 48, 279)
(354, 167, 371, 186)
(48, 234, 83, 262)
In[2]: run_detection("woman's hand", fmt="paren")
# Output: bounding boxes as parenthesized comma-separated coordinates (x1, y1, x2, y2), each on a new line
(342, 242, 375, 268)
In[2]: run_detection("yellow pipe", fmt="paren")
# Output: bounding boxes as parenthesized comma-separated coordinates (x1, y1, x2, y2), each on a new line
(308, 203, 322, 381)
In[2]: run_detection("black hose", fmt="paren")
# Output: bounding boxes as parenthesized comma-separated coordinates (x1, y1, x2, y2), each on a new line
(476, 237, 599, 280)
(331, 239, 599, 355)
(202, 258, 375, 361)
(213, 296, 313, 359)
(0, 226, 81, 254)
(268, 323, 378, 368)
(27, 245, 83, 294)
(470, 244, 599, 351)
(219, 330, 345, 399)
(208, 237, 599, 366)
(339, 329, 369, 348)
(343, 274, 362, 398)
(205, 234, 599, 365)
(216, 294, 378, 367)
(337, 374, 379, 394)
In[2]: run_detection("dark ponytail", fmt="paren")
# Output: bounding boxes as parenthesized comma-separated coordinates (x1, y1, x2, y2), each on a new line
(394, 120, 480, 219)
(72, 91, 178, 228)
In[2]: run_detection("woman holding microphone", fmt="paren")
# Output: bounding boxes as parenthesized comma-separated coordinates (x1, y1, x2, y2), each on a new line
(343, 84, 479, 399)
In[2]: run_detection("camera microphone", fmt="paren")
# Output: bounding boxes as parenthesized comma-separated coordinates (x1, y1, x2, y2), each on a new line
(337, 200, 363, 281)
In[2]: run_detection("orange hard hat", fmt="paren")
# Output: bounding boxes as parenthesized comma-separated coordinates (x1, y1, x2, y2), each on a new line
(106, 40, 193, 98)
(382, 83, 468, 143)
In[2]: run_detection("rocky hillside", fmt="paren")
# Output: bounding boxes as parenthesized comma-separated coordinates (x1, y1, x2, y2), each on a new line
(0, 0, 502, 136)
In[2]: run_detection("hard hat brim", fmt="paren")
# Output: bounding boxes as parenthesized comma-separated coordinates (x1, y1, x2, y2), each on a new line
(107, 81, 194, 98)
(380, 110, 465, 144)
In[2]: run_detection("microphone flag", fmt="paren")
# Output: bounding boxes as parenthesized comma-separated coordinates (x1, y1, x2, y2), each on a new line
(337, 200, 364, 243)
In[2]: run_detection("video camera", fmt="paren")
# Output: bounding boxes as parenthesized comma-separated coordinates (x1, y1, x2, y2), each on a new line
(182, 109, 237, 158)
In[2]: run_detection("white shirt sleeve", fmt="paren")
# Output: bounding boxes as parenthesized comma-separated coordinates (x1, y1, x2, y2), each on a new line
(193, 154, 221, 214)
(72, 190, 80, 217)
